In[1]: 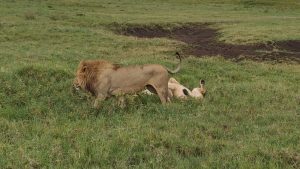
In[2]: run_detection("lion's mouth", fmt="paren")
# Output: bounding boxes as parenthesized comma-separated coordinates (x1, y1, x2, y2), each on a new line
(73, 83, 81, 91)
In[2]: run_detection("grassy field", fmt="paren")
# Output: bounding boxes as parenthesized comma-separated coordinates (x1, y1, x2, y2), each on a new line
(0, 0, 300, 168)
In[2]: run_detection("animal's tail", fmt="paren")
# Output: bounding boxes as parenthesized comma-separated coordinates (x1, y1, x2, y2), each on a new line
(166, 52, 182, 74)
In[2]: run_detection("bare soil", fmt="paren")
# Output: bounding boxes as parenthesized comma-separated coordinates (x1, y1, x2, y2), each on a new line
(115, 23, 300, 63)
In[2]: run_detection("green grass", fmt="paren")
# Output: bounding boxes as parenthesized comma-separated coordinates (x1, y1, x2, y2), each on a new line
(0, 0, 299, 168)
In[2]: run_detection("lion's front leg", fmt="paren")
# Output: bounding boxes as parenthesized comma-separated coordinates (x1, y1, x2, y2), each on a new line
(93, 78, 110, 108)
(111, 89, 126, 108)
(117, 95, 126, 108)
(93, 93, 107, 108)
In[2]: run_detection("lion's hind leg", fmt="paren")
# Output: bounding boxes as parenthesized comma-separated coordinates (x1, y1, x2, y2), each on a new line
(152, 84, 169, 104)
(145, 84, 168, 104)
(157, 87, 169, 104)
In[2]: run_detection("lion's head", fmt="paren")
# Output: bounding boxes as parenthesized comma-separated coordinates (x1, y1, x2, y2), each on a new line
(73, 60, 119, 95)
(73, 61, 88, 91)
(199, 80, 206, 96)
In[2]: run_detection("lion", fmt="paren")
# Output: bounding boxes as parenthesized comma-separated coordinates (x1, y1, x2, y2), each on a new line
(144, 77, 207, 100)
(191, 80, 206, 99)
(73, 52, 182, 107)
(165, 78, 206, 100)
(167, 77, 191, 99)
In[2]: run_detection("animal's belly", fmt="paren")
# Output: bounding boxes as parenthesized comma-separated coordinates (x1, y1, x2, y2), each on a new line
(191, 90, 203, 98)
(110, 85, 145, 95)
(109, 69, 152, 95)
(174, 88, 187, 98)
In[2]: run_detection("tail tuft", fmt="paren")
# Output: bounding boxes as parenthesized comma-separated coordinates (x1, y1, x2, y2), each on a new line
(175, 52, 181, 60)
(166, 52, 182, 74)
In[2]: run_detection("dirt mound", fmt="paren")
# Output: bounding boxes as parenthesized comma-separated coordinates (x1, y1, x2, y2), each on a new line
(116, 23, 300, 63)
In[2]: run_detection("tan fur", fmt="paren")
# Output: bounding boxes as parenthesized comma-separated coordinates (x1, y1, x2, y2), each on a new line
(167, 78, 206, 100)
(73, 60, 178, 107)
(191, 80, 206, 99)
(168, 78, 191, 99)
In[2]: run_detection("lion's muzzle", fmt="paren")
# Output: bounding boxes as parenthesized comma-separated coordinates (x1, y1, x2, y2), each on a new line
(72, 79, 81, 91)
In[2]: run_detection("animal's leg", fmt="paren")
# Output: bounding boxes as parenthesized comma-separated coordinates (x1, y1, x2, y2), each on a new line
(156, 87, 169, 104)
(148, 73, 169, 104)
(145, 84, 167, 104)
(167, 89, 173, 102)
(117, 95, 126, 108)
(93, 93, 107, 108)
(110, 88, 123, 96)
(93, 78, 110, 108)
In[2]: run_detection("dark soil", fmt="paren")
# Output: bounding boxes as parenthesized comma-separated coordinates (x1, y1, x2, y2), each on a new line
(115, 23, 300, 63)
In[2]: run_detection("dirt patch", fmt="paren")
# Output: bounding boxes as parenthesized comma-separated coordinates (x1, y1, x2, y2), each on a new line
(115, 23, 300, 63)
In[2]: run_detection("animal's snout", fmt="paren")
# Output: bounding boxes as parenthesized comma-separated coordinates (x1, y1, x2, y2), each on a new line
(74, 84, 80, 91)
(73, 79, 81, 91)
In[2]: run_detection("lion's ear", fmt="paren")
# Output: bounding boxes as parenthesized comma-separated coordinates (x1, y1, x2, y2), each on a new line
(82, 66, 87, 72)
(200, 80, 205, 86)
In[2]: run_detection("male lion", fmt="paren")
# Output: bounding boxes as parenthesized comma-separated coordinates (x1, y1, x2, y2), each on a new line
(73, 53, 182, 107)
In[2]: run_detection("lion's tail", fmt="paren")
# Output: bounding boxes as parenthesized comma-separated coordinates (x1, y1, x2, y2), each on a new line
(166, 52, 182, 74)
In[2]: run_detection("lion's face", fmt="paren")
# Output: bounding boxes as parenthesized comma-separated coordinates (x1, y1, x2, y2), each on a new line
(73, 78, 81, 91)
(73, 63, 88, 91)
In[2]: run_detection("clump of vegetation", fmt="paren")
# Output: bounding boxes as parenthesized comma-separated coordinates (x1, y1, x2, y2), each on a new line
(24, 11, 36, 20)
